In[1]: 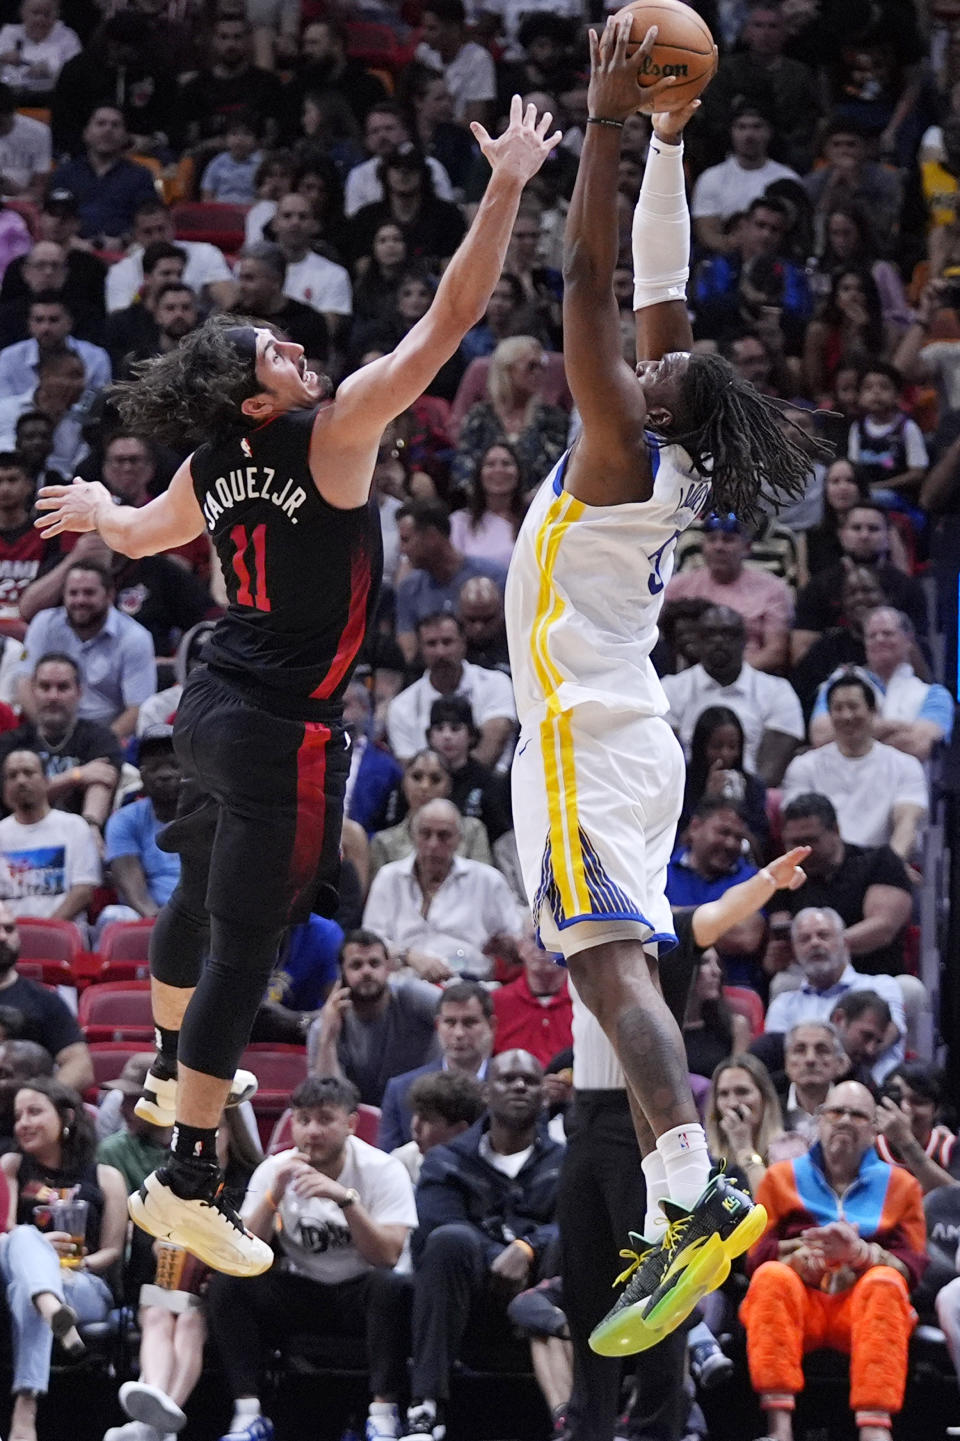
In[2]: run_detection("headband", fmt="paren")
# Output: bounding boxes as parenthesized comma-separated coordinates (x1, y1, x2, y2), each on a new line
(224, 325, 258, 372)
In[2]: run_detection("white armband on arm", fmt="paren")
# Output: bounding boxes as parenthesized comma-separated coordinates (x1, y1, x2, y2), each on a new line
(632, 138, 690, 312)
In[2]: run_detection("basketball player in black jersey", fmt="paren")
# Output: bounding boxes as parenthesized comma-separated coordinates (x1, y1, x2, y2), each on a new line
(35, 97, 561, 1279)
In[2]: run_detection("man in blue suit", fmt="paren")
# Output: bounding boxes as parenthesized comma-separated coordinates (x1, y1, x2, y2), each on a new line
(378, 980, 495, 1151)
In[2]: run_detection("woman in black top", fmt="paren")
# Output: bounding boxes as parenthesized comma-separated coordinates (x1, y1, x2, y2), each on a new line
(682, 949, 751, 1080)
(679, 706, 768, 859)
(0, 1077, 126, 1441)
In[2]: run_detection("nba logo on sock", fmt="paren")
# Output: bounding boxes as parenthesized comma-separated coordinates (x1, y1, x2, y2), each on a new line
(678, 1132, 690, 1151)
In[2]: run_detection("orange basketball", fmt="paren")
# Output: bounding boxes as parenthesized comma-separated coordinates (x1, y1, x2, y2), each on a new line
(611, 0, 717, 112)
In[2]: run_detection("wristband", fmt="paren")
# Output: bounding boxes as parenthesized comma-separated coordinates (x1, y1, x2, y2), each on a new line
(587, 116, 624, 129)
(513, 1238, 535, 1261)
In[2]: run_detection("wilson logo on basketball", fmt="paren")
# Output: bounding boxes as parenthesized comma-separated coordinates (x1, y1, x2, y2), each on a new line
(637, 54, 689, 78)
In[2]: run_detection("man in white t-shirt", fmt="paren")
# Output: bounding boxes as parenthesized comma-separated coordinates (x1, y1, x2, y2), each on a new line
(387, 612, 516, 766)
(0, 86, 50, 196)
(782, 672, 928, 859)
(105, 198, 236, 313)
(344, 103, 453, 218)
(271, 190, 352, 334)
(416, 0, 496, 126)
(206, 1075, 416, 1441)
(691, 100, 799, 255)
(661, 605, 804, 784)
(809, 608, 956, 761)
(0, 748, 99, 925)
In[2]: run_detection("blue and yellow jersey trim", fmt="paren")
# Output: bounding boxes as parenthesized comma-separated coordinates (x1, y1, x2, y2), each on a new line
(528, 451, 674, 950)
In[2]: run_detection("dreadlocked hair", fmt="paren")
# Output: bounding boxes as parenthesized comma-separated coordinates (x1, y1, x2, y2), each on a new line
(107, 313, 267, 448)
(660, 353, 832, 528)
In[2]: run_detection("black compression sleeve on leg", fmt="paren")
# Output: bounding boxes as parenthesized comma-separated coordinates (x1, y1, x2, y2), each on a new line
(177, 917, 282, 1080)
(150, 881, 210, 990)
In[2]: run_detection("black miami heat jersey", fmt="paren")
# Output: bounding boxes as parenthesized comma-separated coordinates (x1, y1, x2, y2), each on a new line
(189, 406, 382, 716)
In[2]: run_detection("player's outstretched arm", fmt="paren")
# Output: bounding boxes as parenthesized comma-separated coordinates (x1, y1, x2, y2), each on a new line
(35, 459, 206, 558)
(690, 845, 809, 948)
(327, 97, 560, 449)
(561, 19, 677, 505)
(632, 95, 707, 363)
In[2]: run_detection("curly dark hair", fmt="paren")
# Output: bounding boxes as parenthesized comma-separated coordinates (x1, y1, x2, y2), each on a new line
(108, 313, 272, 447)
(661, 352, 830, 526)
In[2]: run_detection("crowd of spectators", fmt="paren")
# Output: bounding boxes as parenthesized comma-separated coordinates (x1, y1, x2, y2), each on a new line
(0, 0, 952, 1439)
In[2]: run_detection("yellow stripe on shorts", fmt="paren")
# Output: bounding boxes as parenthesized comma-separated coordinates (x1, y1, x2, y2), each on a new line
(531, 486, 589, 919)
(530, 487, 584, 713)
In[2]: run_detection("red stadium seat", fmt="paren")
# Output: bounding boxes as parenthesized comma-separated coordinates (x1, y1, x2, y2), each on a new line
(78, 981, 153, 1041)
(88, 1041, 153, 1091)
(96, 919, 155, 981)
(723, 985, 765, 1039)
(268, 1103, 382, 1155)
(15, 958, 75, 989)
(242, 1045, 308, 1147)
(241, 1044, 308, 1094)
(171, 202, 248, 253)
(16, 917, 83, 969)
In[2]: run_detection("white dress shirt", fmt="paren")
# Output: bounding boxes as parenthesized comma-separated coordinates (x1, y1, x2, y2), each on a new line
(362, 852, 525, 978)
(0, 335, 110, 399)
(765, 962, 905, 1081)
(660, 662, 804, 771)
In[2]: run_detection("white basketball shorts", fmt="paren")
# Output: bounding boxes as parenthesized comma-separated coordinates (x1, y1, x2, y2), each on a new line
(512, 702, 684, 960)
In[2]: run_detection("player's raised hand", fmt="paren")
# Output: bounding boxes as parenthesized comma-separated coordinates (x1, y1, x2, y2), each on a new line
(34, 477, 112, 536)
(587, 17, 675, 123)
(470, 93, 562, 185)
(764, 845, 810, 892)
(652, 94, 703, 143)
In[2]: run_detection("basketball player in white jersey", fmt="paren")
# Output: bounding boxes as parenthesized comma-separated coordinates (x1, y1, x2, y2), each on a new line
(505, 19, 816, 1356)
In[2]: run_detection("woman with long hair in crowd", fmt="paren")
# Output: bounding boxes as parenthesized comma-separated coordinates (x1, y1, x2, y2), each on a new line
(0, 1078, 126, 1441)
(705, 1053, 793, 1191)
(813, 204, 911, 328)
(449, 440, 526, 569)
(452, 334, 567, 489)
(679, 706, 769, 857)
(352, 221, 408, 323)
(682, 948, 752, 1082)
(803, 265, 891, 399)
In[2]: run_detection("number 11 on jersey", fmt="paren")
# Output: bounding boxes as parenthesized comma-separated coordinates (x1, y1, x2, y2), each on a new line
(230, 523, 271, 612)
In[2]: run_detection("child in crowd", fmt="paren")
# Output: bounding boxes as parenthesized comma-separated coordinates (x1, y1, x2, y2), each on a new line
(847, 362, 929, 499)
(200, 115, 262, 204)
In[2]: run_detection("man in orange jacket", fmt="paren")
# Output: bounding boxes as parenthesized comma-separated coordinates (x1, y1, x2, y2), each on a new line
(741, 1079, 927, 1441)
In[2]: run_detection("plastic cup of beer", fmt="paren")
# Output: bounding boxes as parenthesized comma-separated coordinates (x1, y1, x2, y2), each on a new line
(51, 1197, 88, 1268)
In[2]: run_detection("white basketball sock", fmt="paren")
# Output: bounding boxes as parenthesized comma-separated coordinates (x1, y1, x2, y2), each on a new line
(656, 1122, 711, 1211)
(641, 1150, 670, 1239)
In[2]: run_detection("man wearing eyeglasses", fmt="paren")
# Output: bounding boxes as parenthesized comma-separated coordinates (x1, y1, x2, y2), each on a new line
(741, 1080, 927, 1441)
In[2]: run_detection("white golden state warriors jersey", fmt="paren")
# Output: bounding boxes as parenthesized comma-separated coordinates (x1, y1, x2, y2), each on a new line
(505, 441, 711, 724)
